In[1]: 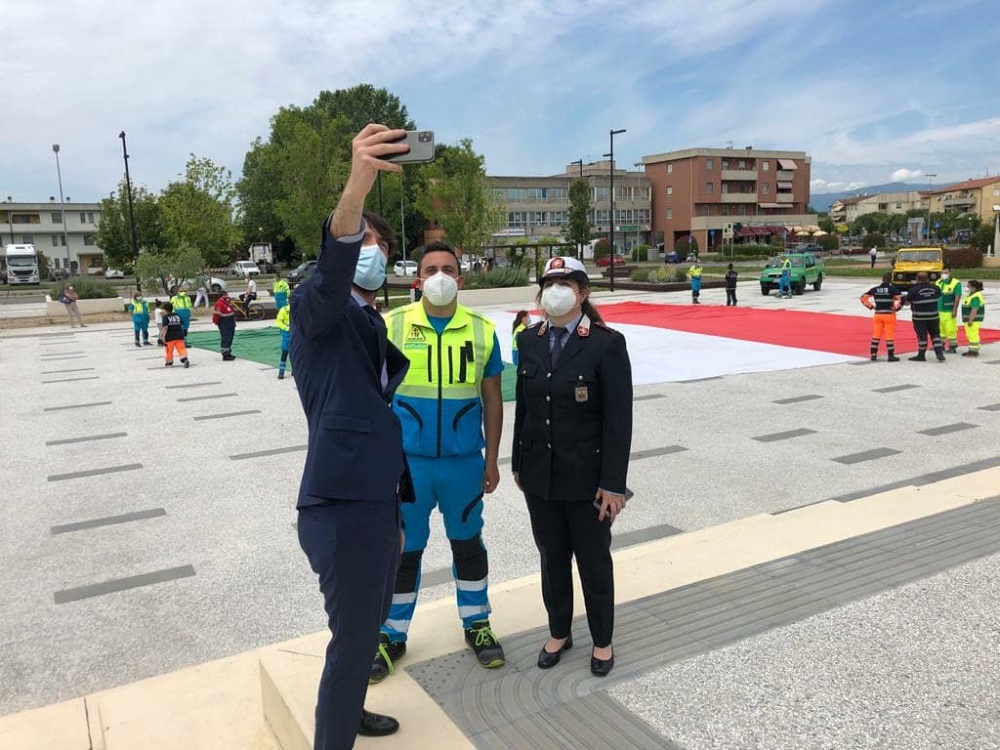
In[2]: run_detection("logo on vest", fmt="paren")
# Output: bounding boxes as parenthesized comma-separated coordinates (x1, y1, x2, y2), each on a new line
(404, 324, 428, 349)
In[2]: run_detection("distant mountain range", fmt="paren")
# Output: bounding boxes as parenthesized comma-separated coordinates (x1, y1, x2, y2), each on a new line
(811, 183, 929, 213)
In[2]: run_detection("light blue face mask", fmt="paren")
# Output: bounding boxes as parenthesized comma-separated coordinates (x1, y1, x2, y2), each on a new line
(354, 244, 387, 291)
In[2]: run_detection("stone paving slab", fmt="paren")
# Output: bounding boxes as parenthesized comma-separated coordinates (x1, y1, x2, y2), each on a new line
(406, 498, 1000, 748)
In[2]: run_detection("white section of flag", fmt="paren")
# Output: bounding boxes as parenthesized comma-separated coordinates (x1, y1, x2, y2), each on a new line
(488, 312, 858, 385)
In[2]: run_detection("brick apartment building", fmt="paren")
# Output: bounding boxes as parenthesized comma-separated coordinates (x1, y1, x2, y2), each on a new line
(641, 147, 814, 252)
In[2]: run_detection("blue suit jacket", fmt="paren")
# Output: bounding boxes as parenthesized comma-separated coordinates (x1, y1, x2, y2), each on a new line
(290, 222, 410, 508)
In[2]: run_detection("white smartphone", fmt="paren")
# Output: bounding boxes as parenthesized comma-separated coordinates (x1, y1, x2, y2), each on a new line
(384, 130, 436, 164)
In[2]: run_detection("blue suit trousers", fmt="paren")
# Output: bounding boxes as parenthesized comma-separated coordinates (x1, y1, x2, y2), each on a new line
(298, 498, 400, 750)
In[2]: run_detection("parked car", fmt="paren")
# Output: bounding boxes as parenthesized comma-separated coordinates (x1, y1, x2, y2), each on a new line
(178, 276, 227, 292)
(759, 252, 825, 295)
(287, 260, 317, 284)
(661, 250, 682, 263)
(232, 260, 261, 277)
(49, 268, 71, 282)
(394, 260, 418, 276)
(104, 268, 125, 279)
(595, 254, 626, 267)
(788, 242, 825, 255)
(460, 257, 471, 273)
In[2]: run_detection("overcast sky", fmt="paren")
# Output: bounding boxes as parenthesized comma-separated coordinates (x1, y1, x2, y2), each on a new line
(4, 0, 999, 204)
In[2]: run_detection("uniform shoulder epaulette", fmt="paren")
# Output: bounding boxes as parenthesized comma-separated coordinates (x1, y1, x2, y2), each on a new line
(526, 320, 543, 330)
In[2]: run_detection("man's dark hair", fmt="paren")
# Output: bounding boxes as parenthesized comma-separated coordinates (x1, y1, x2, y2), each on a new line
(882, 272, 893, 284)
(362, 210, 398, 256)
(162, 301, 174, 313)
(415, 240, 460, 275)
(916, 272, 929, 282)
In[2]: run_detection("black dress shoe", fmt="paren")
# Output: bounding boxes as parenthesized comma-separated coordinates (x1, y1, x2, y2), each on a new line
(537, 636, 573, 669)
(358, 709, 399, 737)
(590, 648, 615, 677)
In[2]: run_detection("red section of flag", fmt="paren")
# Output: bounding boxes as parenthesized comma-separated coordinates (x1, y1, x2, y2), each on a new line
(596, 302, 1000, 357)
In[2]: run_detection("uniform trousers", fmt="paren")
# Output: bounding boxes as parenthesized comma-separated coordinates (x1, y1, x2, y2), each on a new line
(298, 498, 400, 750)
(912, 318, 943, 356)
(725, 288, 737, 306)
(524, 493, 614, 647)
(217, 316, 235, 354)
(165, 339, 188, 363)
(966, 321, 982, 351)
(939, 311, 959, 345)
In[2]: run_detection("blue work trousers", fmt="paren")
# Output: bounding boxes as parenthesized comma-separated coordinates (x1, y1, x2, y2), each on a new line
(383, 453, 490, 640)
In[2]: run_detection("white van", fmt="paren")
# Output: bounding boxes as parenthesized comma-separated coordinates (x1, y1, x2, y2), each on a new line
(233, 260, 261, 276)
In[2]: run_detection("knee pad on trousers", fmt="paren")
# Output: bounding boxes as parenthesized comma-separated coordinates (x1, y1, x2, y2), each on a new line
(450, 535, 488, 582)
(394, 550, 423, 594)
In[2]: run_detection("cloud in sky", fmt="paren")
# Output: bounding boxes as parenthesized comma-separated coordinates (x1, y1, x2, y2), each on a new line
(891, 169, 924, 182)
(3, 0, 1000, 203)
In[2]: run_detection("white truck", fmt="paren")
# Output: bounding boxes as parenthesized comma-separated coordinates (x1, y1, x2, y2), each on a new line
(248, 242, 273, 267)
(4, 244, 40, 285)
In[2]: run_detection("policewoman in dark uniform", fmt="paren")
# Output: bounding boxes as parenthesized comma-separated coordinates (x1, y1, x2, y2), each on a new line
(512, 256, 633, 677)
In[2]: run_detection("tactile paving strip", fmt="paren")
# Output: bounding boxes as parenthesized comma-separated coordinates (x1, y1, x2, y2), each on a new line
(407, 497, 1000, 749)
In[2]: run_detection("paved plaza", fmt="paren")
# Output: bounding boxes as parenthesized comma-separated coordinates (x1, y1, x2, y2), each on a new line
(1, 278, 999, 749)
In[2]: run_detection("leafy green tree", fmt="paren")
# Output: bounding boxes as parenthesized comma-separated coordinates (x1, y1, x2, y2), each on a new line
(135, 243, 206, 296)
(237, 85, 419, 259)
(818, 216, 836, 234)
(414, 139, 504, 256)
(159, 155, 240, 267)
(566, 178, 593, 258)
(94, 181, 164, 267)
(970, 224, 994, 253)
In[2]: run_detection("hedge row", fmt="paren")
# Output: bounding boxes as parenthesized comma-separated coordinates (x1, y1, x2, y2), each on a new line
(942, 247, 983, 269)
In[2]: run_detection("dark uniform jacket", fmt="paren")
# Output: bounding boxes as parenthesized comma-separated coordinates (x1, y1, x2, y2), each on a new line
(290, 220, 412, 509)
(904, 282, 942, 321)
(512, 315, 633, 503)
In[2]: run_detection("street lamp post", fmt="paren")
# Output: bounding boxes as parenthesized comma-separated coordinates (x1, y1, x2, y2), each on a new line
(925, 173, 937, 242)
(569, 159, 584, 259)
(607, 128, 626, 292)
(992, 204, 1000, 257)
(51, 144, 71, 272)
(118, 132, 140, 291)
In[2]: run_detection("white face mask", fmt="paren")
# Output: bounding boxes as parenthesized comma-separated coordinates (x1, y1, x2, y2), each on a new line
(541, 284, 579, 317)
(421, 271, 459, 306)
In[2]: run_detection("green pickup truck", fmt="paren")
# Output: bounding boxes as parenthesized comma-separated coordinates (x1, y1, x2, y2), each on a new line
(759, 252, 825, 295)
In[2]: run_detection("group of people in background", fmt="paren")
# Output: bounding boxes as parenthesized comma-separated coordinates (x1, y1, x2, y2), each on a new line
(861, 266, 986, 361)
(122, 271, 295, 368)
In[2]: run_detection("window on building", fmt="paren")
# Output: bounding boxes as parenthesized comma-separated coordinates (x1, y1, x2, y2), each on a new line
(88, 212, 95, 224)
(12, 213, 39, 224)
(51, 212, 63, 223)
(706, 158, 714, 169)
(738, 160, 745, 169)
(705, 182, 714, 195)
(666, 186, 673, 196)
(83, 234, 95, 246)
(762, 184, 769, 194)
(51, 235, 59, 246)
(667, 164, 673, 173)
(722, 161, 729, 170)
(666, 209, 673, 220)
(22, 235, 34, 244)
(594, 187, 609, 200)
(762, 161, 770, 171)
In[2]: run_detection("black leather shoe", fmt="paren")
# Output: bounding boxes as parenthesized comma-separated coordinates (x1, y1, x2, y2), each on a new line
(537, 636, 572, 669)
(590, 648, 615, 677)
(358, 709, 399, 737)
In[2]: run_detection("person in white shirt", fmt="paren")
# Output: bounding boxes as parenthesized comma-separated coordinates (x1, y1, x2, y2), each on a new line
(241, 274, 258, 310)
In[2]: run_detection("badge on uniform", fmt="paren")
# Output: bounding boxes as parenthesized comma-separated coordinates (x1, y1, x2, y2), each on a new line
(575, 385, 589, 403)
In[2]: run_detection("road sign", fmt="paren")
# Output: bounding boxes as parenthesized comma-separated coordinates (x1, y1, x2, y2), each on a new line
(616, 224, 639, 232)
(723, 222, 734, 239)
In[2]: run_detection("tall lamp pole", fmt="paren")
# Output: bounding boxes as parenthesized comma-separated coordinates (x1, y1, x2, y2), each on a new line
(118, 132, 140, 291)
(925, 173, 937, 242)
(607, 128, 626, 292)
(569, 159, 584, 259)
(51, 144, 71, 272)
(992, 204, 1000, 258)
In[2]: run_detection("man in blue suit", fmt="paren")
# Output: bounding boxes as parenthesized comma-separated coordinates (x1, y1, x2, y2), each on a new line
(290, 123, 413, 749)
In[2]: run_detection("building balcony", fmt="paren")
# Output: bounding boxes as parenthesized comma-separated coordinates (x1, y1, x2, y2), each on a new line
(719, 193, 757, 203)
(943, 196, 976, 208)
(775, 192, 794, 203)
(721, 169, 758, 181)
(776, 170, 795, 180)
